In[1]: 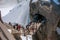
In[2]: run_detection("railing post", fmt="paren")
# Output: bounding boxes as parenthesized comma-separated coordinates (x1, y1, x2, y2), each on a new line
(0, 11, 3, 23)
(0, 11, 1, 20)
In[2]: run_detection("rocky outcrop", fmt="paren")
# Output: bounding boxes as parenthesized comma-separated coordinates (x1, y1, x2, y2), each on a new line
(30, 0, 60, 40)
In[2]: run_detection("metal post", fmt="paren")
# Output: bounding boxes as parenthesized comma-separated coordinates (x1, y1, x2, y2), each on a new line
(0, 11, 3, 23)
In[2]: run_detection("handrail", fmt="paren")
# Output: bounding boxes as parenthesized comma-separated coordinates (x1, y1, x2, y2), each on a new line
(0, 11, 3, 23)
(0, 32, 7, 40)
(0, 22, 16, 40)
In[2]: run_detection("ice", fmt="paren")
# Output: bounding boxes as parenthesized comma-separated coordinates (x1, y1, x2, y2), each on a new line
(20, 35, 32, 40)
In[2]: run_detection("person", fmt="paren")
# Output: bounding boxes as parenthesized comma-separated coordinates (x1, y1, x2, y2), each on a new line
(20, 27, 24, 36)
(13, 24, 18, 30)
(17, 24, 21, 31)
(9, 22, 12, 26)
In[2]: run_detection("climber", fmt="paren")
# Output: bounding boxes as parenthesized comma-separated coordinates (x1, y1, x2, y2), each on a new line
(17, 24, 21, 31)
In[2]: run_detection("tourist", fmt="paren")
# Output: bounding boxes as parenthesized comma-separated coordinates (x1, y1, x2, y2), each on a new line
(17, 24, 21, 31)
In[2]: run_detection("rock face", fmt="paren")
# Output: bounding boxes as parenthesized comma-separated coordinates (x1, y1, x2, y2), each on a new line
(30, 0, 60, 40)
(0, 0, 17, 8)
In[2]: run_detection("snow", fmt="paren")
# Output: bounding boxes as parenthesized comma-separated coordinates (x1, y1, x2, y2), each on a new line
(56, 27, 60, 35)
(20, 35, 32, 40)
(0, 6, 16, 17)
(20, 35, 26, 40)
(26, 35, 32, 40)
(0, 0, 17, 8)
(2, 0, 30, 27)
(0, 0, 18, 17)
(7, 29, 12, 33)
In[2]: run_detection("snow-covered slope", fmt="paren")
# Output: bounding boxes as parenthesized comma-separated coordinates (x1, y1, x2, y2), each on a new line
(0, 0, 17, 8)
(2, 0, 30, 27)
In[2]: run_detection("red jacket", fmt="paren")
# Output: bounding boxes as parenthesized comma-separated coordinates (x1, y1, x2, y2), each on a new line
(17, 25, 21, 31)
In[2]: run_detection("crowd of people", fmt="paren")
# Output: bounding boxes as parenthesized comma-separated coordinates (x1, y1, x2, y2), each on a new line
(8, 13, 47, 36)
(10, 21, 41, 36)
